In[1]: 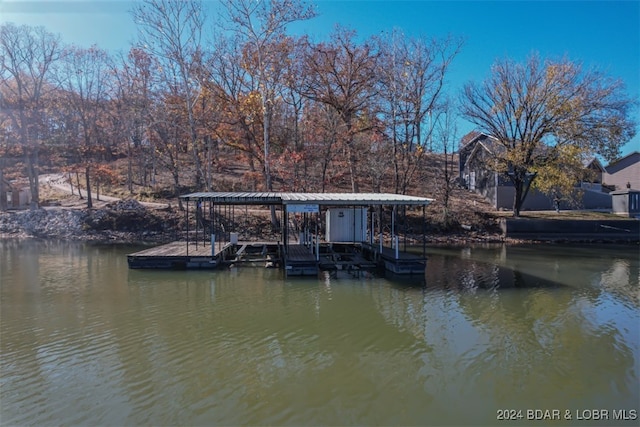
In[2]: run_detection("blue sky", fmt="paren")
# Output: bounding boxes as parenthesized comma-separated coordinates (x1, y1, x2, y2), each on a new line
(2, 0, 639, 157)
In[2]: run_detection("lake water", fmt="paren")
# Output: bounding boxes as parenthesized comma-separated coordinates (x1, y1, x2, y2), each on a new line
(1, 240, 638, 426)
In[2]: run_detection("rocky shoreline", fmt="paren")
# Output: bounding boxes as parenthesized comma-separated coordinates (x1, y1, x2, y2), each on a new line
(0, 200, 178, 243)
(0, 199, 509, 245)
(4, 203, 636, 246)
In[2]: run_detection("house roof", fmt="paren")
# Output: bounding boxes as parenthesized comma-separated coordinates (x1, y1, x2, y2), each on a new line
(582, 157, 605, 173)
(459, 132, 504, 171)
(459, 131, 500, 152)
(605, 151, 640, 169)
(461, 130, 611, 172)
(460, 130, 484, 147)
(179, 192, 434, 206)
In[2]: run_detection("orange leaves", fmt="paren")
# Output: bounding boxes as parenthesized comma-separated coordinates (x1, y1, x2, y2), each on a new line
(92, 164, 119, 186)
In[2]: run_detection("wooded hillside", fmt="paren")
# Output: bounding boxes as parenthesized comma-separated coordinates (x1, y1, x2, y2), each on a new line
(1, 0, 464, 215)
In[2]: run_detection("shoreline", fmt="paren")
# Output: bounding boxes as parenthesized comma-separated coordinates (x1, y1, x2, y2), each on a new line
(1, 205, 637, 246)
(2, 227, 636, 247)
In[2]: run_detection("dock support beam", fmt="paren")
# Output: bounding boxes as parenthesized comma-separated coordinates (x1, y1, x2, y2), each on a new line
(395, 236, 399, 260)
(422, 205, 426, 259)
(186, 199, 189, 256)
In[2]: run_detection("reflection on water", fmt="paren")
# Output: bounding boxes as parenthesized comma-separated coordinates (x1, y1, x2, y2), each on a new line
(1, 240, 638, 426)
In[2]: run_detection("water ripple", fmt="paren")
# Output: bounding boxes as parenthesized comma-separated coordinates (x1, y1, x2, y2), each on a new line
(2, 242, 639, 426)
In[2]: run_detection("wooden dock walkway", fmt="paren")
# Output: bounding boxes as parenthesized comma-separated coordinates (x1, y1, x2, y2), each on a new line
(128, 240, 284, 270)
(128, 241, 230, 269)
(130, 241, 218, 257)
(284, 244, 318, 276)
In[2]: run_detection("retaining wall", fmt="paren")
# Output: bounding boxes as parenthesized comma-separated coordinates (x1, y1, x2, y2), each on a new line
(500, 219, 639, 242)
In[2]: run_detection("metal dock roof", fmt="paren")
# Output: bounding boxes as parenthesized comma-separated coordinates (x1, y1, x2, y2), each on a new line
(180, 192, 433, 206)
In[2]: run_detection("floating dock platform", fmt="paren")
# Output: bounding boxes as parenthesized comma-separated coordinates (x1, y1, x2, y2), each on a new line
(128, 240, 426, 277)
(128, 241, 278, 270)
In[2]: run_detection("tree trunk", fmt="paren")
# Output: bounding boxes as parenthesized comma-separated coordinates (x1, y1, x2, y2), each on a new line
(263, 101, 279, 228)
(191, 132, 203, 190)
(127, 139, 133, 194)
(512, 178, 523, 217)
(172, 170, 184, 211)
(85, 165, 93, 209)
(68, 171, 74, 195)
(512, 171, 536, 217)
(75, 171, 83, 199)
(25, 150, 40, 210)
(346, 141, 359, 193)
(342, 111, 359, 193)
(0, 159, 7, 211)
(393, 135, 400, 194)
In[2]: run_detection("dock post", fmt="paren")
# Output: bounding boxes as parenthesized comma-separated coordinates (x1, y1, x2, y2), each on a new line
(370, 208, 374, 245)
(395, 236, 399, 260)
(315, 212, 319, 255)
(186, 199, 189, 256)
(379, 233, 383, 254)
(211, 234, 215, 257)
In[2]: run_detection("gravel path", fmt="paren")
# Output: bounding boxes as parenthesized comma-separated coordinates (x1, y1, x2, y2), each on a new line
(39, 173, 171, 209)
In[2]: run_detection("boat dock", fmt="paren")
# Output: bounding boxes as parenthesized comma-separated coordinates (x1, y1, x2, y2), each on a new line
(127, 192, 432, 277)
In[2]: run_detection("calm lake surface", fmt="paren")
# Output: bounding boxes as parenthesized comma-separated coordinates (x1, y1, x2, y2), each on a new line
(1, 240, 638, 426)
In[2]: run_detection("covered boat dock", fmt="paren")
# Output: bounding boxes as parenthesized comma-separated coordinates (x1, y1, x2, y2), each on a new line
(128, 192, 433, 276)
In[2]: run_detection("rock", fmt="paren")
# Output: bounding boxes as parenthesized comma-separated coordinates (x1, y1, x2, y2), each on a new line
(107, 199, 145, 212)
(0, 203, 174, 242)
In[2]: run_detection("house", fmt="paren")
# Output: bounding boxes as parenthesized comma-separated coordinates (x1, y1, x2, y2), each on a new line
(458, 131, 612, 211)
(603, 151, 640, 191)
(579, 157, 607, 191)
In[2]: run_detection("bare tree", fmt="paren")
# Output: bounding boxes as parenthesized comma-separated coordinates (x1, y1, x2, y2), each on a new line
(0, 23, 62, 209)
(112, 48, 154, 193)
(58, 45, 113, 208)
(376, 31, 462, 194)
(132, 0, 206, 191)
(460, 54, 637, 216)
(221, 0, 315, 226)
(276, 37, 311, 191)
(202, 36, 265, 191)
(301, 27, 378, 193)
(0, 119, 9, 210)
(432, 99, 458, 225)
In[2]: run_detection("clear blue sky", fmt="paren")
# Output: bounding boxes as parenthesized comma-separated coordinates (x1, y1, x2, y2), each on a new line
(2, 0, 639, 157)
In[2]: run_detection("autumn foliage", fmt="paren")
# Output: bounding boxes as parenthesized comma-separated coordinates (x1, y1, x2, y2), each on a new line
(1, 2, 635, 216)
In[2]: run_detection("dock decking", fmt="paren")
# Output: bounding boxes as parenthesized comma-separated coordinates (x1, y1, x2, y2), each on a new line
(128, 241, 228, 269)
(128, 240, 426, 276)
(284, 244, 318, 276)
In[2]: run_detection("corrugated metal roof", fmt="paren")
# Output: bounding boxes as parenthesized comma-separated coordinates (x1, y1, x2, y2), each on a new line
(180, 192, 433, 206)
